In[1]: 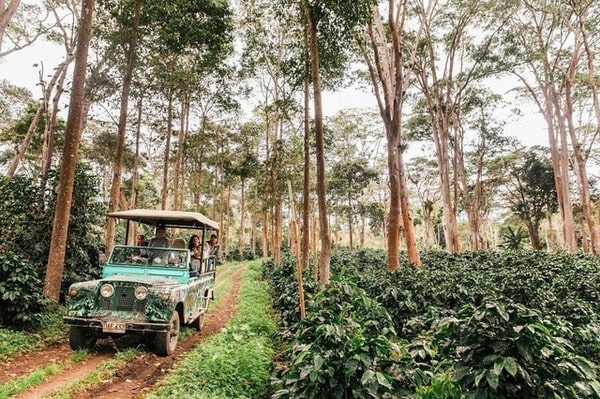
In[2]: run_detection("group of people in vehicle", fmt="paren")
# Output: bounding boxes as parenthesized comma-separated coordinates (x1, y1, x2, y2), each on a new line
(188, 233, 220, 261)
(136, 226, 220, 263)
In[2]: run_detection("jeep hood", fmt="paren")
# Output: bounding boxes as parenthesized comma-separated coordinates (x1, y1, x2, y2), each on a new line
(100, 274, 182, 287)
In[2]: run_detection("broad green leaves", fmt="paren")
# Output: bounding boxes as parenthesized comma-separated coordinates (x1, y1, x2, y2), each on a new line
(268, 248, 600, 398)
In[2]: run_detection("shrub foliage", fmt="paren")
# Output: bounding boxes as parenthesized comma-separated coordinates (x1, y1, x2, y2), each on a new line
(267, 248, 600, 398)
(0, 164, 104, 328)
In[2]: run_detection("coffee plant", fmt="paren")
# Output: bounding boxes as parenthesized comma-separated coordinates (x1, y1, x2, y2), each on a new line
(272, 280, 402, 399)
(0, 249, 46, 327)
(0, 163, 104, 327)
(264, 252, 317, 335)
(267, 248, 600, 398)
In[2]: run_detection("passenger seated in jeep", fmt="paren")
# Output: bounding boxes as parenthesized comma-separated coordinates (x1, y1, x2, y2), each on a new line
(188, 234, 203, 261)
(208, 234, 220, 256)
(149, 226, 170, 247)
(137, 234, 148, 247)
(135, 234, 149, 257)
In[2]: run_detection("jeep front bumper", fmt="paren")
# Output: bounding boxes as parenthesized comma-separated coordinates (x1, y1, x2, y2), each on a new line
(63, 316, 170, 333)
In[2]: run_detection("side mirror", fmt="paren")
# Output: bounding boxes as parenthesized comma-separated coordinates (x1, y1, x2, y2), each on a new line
(99, 251, 106, 266)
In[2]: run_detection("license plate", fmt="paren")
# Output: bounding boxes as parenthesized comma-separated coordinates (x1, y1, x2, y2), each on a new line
(102, 321, 126, 334)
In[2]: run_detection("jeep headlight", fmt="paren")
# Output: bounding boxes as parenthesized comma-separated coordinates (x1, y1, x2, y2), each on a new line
(100, 283, 114, 298)
(135, 286, 148, 300)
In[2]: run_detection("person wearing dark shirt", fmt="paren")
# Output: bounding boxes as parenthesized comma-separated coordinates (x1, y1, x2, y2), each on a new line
(149, 226, 170, 247)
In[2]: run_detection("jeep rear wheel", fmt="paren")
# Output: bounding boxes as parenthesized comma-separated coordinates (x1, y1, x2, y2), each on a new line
(69, 326, 97, 350)
(191, 312, 205, 331)
(154, 311, 180, 356)
(192, 295, 210, 331)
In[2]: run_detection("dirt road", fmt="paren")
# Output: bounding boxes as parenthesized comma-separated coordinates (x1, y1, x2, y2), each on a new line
(2, 266, 244, 399)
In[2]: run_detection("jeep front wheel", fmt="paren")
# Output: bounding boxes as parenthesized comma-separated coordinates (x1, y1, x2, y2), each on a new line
(154, 311, 180, 356)
(69, 326, 97, 351)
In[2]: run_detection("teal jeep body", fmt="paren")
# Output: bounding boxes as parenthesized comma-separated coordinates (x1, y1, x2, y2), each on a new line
(63, 209, 219, 356)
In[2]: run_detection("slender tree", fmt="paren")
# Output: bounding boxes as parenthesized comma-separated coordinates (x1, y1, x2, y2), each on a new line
(561, 1, 600, 253)
(0, 0, 21, 51)
(301, 0, 331, 285)
(104, 0, 142, 253)
(43, 0, 95, 302)
(456, 88, 513, 250)
(503, 0, 578, 251)
(357, 1, 422, 268)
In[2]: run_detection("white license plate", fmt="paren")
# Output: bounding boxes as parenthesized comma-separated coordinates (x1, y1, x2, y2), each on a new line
(102, 321, 126, 334)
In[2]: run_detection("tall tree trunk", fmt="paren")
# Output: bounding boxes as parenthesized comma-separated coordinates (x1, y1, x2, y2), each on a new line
(43, 0, 94, 302)
(455, 124, 484, 251)
(105, 0, 141, 253)
(386, 136, 402, 268)
(361, 4, 421, 268)
(239, 178, 245, 257)
(288, 180, 301, 266)
(262, 211, 268, 261)
(274, 202, 282, 266)
(517, 7, 578, 252)
(360, 215, 365, 249)
(564, 41, 600, 253)
(251, 212, 257, 258)
(302, 26, 311, 272)
(289, 180, 305, 319)
(161, 95, 173, 210)
(41, 2, 78, 183)
(127, 97, 143, 244)
(173, 93, 189, 210)
(224, 187, 230, 258)
(312, 214, 318, 281)
(0, 0, 21, 51)
(302, 0, 331, 286)
(544, 89, 577, 251)
(546, 210, 554, 251)
(347, 191, 353, 250)
(578, 6, 600, 253)
(397, 146, 420, 265)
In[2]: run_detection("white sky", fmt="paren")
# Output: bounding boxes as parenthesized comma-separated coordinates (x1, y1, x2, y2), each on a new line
(1, 39, 547, 151)
(322, 85, 547, 149)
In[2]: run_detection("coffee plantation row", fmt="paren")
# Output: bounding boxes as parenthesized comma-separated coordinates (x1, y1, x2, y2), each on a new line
(265, 249, 600, 398)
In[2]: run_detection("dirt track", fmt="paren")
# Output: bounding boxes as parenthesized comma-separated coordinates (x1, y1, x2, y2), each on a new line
(2, 266, 244, 399)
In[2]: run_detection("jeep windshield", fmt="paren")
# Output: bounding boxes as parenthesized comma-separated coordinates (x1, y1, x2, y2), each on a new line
(108, 245, 188, 269)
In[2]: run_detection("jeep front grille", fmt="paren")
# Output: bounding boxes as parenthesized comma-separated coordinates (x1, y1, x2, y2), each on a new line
(101, 285, 146, 312)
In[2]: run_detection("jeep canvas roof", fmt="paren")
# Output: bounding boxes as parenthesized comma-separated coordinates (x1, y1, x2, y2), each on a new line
(108, 209, 219, 231)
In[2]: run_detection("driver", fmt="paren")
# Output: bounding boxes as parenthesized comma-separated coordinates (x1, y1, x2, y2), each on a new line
(148, 226, 170, 247)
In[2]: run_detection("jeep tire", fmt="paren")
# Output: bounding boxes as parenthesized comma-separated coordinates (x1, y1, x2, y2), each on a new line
(191, 312, 205, 331)
(154, 311, 180, 356)
(69, 326, 97, 351)
(192, 295, 210, 331)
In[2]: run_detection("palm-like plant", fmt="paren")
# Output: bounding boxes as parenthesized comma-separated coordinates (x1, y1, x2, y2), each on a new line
(500, 226, 529, 251)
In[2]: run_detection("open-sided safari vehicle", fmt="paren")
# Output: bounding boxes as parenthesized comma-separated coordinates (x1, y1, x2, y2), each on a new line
(63, 209, 219, 356)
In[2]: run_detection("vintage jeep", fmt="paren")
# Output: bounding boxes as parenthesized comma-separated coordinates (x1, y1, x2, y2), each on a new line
(63, 209, 219, 356)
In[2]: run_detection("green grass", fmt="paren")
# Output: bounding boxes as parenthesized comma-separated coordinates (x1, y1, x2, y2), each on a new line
(45, 349, 139, 399)
(0, 350, 88, 399)
(0, 329, 43, 358)
(0, 307, 67, 360)
(146, 260, 277, 399)
(0, 363, 62, 399)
